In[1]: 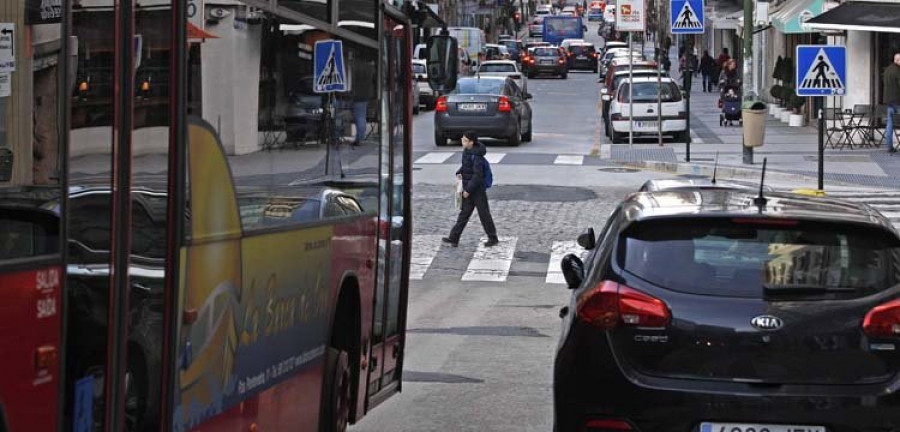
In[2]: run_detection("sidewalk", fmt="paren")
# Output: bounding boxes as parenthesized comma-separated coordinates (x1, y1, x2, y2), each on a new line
(600, 54, 900, 190)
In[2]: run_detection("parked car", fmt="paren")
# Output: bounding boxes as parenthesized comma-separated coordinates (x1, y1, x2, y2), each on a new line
(433, 76, 533, 146)
(413, 43, 427, 60)
(602, 69, 660, 135)
(529, 16, 545, 37)
(476, 60, 527, 94)
(608, 76, 687, 143)
(484, 43, 510, 61)
(599, 49, 643, 77)
(562, 5, 578, 15)
(499, 38, 525, 62)
(554, 188, 900, 431)
(523, 46, 567, 79)
(566, 42, 598, 72)
(412, 59, 436, 110)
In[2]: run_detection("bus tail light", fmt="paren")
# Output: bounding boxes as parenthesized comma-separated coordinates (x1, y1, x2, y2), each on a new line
(576, 281, 670, 329)
(435, 96, 448, 112)
(863, 298, 900, 338)
(584, 419, 633, 431)
(498, 96, 512, 112)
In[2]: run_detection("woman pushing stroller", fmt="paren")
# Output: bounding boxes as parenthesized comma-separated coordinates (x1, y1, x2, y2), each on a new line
(718, 60, 743, 127)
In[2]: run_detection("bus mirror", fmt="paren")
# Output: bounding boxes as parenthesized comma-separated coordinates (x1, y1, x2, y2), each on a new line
(426, 34, 458, 93)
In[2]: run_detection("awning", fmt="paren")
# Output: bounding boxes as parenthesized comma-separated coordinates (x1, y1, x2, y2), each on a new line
(188, 22, 218, 40)
(806, 1, 900, 33)
(771, 0, 825, 34)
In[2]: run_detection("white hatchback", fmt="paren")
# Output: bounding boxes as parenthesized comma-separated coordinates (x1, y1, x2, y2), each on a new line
(476, 60, 527, 94)
(608, 76, 687, 143)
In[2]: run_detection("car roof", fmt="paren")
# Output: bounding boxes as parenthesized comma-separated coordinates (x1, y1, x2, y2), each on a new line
(570, 42, 594, 46)
(628, 76, 675, 83)
(412, 59, 426, 65)
(460, 76, 508, 82)
(481, 60, 517, 65)
(639, 178, 775, 193)
(620, 189, 893, 231)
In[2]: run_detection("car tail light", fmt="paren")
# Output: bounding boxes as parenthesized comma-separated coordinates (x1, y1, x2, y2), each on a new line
(676, 111, 687, 119)
(576, 280, 670, 329)
(498, 96, 512, 112)
(584, 419, 633, 431)
(610, 113, 623, 121)
(592, 52, 599, 58)
(435, 96, 448, 112)
(558, 58, 565, 64)
(863, 298, 900, 338)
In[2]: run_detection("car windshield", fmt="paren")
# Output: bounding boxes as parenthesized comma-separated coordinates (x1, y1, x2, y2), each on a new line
(619, 82, 682, 102)
(569, 45, 595, 55)
(621, 219, 900, 299)
(452, 79, 505, 95)
(480, 63, 517, 73)
(590, 7, 602, 13)
(533, 48, 559, 57)
(500, 41, 519, 51)
(412, 64, 426, 74)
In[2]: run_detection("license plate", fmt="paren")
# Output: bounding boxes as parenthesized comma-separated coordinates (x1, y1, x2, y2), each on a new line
(636, 121, 658, 128)
(458, 103, 486, 112)
(701, 423, 825, 432)
(577, 55, 587, 59)
(541, 60, 554, 65)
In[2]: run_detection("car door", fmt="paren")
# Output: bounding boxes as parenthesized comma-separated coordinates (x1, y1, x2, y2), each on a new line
(508, 80, 531, 128)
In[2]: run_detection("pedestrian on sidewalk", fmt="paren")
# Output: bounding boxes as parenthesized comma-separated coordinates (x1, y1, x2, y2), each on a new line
(883, 52, 900, 152)
(443, 131, 499, 248)
(716, 47, 730, 71)
(700, 50, 715, 92)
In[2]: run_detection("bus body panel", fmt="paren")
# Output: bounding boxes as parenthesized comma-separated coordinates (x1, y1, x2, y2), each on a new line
(0, 266, 62, 432)
(542, 16, 584, 46)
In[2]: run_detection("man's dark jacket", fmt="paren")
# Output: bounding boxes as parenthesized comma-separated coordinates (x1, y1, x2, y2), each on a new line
(884, 63, 900, 105)
(456, 142, 487, 194)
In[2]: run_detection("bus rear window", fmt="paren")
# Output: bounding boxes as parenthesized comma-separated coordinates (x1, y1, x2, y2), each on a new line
(620, 219, 900, 299)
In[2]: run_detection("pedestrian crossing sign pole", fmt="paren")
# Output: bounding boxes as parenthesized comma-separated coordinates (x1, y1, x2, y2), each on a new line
(314, 40, 347, 93)
(670, 0, 704, 34)
(795, 45, 846, 97)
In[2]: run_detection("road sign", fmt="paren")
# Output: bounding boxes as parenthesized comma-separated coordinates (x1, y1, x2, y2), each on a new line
(616, 0, 646, 32)
(796, 45, 846, 96)
(314, 40, 347, 93)
(0, 24, 15, 73)
(671, 0, 704, 34)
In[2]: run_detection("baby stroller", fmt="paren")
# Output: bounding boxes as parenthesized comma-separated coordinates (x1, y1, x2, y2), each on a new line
(719, 84, 742, 127)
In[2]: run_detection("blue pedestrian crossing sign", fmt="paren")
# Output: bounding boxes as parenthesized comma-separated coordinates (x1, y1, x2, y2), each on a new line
(796, 45, 846, 96)
(670, 0, 704, 34)
(314, 40, 347, 93)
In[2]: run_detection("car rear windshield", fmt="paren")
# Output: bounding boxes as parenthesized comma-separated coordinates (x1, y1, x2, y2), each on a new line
(590, 7, 602, 13)
(533, 48, 558, 57)
(619, 82, 682, 102)
(452, 79, 504, 95)
(480, 63, 517, 73)
(569, 45, 596, 55)
(620, 219, 900, 299)
(412, 64, 426, 74)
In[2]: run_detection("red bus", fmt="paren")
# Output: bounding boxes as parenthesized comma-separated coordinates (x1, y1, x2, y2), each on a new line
(0, 0, 446, 430)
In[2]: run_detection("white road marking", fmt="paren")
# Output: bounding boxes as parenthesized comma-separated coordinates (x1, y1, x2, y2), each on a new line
(546, 241, 587, 284)
(554, 155, 584, 165)
(415, 152, 455, 164)
(484, 153, 506, 164)
(410, 235, 443, 280)
(461, 236, 518, 282)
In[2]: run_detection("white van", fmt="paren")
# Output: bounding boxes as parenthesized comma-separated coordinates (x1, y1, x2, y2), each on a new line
(413, 43, 427, 60)
(441, 27, 485, 66)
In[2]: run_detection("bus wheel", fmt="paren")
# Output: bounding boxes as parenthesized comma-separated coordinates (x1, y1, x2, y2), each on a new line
(322, 347, 351, 432)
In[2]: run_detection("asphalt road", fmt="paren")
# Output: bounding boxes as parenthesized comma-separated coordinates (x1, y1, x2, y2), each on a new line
(350, 20, 675, 432)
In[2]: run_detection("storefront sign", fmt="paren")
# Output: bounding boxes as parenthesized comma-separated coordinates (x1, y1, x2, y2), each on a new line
(616, 0, 646, 31)
(26, 0, 62, 25)
(0, 73, 11, 98)
(188, 0, 205, 30)
(0, 24, 15, 73)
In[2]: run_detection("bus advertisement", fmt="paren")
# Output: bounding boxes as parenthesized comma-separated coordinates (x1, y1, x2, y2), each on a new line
(0, 1, 451, 431)
(542, 16, 585, 46)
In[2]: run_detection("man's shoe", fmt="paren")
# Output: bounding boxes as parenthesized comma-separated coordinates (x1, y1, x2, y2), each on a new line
(442, 237, 458, 247)
(484, 237, 499, 247)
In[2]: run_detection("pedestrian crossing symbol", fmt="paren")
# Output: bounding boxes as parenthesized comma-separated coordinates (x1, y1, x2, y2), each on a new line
(670, 0, 704, 34)
(314, 40, 347, 93)
(796, 45, 846, 96)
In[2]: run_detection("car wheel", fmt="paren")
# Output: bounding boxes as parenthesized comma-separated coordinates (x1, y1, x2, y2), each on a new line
(509, 123, 522, 146)
(434, 131, 446, 147)
(611, 131, 623, 144)
(560, 72, 568, 79)
(321, 347, 351, 432)
(522, 120, 533, 142)
(414, 105, 420, 115)
(674, 130, 689, 142)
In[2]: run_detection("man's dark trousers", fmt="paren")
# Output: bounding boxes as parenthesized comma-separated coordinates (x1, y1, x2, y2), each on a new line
(448, 189, 496, 242)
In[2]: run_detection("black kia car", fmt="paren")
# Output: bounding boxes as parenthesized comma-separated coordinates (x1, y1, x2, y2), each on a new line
(554, 188, 900, 432)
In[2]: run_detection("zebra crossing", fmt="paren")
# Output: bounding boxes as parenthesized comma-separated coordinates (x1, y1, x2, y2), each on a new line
(409, 235, 585, 284)
(413, 151, 610, 167)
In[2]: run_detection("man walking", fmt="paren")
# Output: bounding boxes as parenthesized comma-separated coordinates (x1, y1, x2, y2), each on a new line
(443, 131, 499, 247)
(883, 52, 900, 152)
(700, 50, 715, 92)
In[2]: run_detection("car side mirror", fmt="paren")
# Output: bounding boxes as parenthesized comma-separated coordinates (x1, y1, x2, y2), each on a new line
(561, 254, 585, 289)
(426, 33, 459, 93)
(601, 94, 611, 102)
(577, 227, 596, 250)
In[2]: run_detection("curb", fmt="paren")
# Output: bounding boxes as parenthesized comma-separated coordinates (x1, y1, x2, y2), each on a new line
(617, 159, 863, 187)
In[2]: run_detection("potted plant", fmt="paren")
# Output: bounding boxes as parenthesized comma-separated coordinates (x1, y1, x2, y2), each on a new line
(769, 56, 784, 115)
(788, 93, 806, 127)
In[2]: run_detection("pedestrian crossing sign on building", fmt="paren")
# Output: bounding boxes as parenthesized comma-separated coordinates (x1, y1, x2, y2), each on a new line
(670, 0, 704, 34)
(314, 40, 347, 93)
(796, 45, 846, 96)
